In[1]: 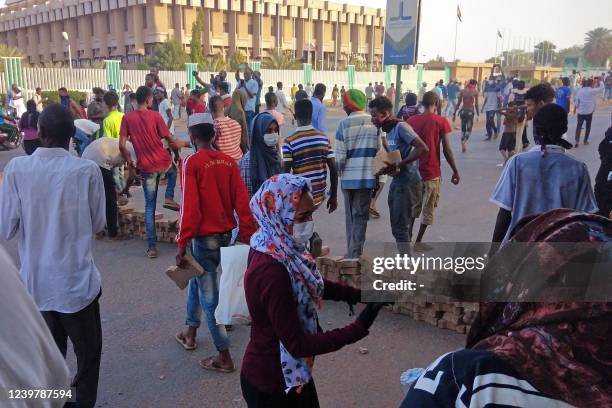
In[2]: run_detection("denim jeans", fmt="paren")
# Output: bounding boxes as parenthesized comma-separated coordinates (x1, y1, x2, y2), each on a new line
(485, 110, 498, 138)
(245, 110, 255, 134)
(444, 99, 457, 117)
(112, 166, 125, 192)
(388, 179, 420, 249)
(185, 233, 232, 352)
(343, 188, 371, 258)
(141, 171, 164, 248)
(165, 163, 177, 201)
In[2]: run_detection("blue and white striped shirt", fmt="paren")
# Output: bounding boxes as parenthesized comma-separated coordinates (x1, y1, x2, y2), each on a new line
(335, 111, 379, 190)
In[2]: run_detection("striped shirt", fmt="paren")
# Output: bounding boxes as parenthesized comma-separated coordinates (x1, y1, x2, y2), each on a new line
(239, 151, 253, 197)
(214, 117, 243, 161)
(334, 111, 379, 189)
(282, 125, 335, 206)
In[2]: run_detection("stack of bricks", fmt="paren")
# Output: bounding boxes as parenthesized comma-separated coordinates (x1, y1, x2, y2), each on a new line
(117, 206, 179, 243)
(316, 256, 362, 289)
(316, 255, 480, 335)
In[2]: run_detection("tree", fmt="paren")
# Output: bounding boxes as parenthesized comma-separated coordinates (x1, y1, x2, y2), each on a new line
(148, 39, 189, 71)
(348, 55, 368, 71)
(584, 27, 612, 66)
(262, 48, 302, 69)
(0, 44, 24, 70)
(427, 55, 445, 64)
(190, 10, 204, 65)
(200, 54, 226, 72)
(553, 45, 583, 67)
(227, 51, 248, 71)
(498, 49, 533, 67)
(533, 41, 556, 66)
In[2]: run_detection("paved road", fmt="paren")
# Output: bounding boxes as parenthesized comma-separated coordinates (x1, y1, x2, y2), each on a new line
(0, 104, 609, 407)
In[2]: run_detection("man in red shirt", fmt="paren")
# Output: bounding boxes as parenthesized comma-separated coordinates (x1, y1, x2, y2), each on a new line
(407, 91, 460, 244)
(189, 90, 206, 114)
(119, 86, 181, 258)
(174, 113, 255, 374)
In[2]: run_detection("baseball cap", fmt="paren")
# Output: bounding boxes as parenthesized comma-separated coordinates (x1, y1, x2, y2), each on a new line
(188, 113, 214, 128)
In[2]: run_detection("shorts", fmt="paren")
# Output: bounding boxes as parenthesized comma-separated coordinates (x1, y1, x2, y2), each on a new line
(408, 181, 423, 219)
(421, 177, 440, 226)
(499, 132, 516, 151)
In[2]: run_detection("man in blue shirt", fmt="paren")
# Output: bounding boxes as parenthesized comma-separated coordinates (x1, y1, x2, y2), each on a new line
(555, 77, 572, 113)
(240, 69, 259, 132)
(444, 80, 460, 118)
(369, 96, 429, 251)
(0, 106, 19, 145)
(490, 104, 597, 242)
(310, 83, 328, 134)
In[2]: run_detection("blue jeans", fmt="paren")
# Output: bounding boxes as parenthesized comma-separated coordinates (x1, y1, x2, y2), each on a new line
(245, 110, 255, 134)
(185, 233, 232, 352)
(141, 171, 164, 248)
(388, 179, 421, 250)
(165, 163, 177, 201)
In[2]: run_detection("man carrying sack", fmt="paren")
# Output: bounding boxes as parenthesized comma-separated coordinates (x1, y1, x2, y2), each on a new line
(174, 113, 256, 373)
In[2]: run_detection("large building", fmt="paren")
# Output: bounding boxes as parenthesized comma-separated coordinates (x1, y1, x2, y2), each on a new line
(0, 0, 385, 70)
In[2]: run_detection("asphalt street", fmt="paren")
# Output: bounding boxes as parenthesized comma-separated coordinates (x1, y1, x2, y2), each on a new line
(0, 103, 609, 407)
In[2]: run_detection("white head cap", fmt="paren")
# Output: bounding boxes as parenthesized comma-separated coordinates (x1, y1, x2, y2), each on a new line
(187, 113, 214, 128)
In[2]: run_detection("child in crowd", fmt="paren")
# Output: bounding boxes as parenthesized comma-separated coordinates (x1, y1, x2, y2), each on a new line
(397, 93, 420, 121)
(497, 101, 520, 164)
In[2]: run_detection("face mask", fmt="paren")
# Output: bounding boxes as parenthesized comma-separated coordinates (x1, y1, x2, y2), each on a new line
(292, 220, 314, 244)
(263, 133, 279, 147)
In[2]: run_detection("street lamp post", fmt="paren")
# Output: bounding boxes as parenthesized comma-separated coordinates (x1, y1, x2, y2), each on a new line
(62, 31, 73, 69)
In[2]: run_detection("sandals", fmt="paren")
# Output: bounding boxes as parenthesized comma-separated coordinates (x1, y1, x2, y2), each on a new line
(163, 201, 180, 211)
(369, 208, 381, 219)
(199, 356, 235, 373)
(147, 248, 158, 259)
(175, 332, 197, 350)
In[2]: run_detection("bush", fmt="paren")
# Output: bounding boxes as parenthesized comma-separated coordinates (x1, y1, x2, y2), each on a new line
(41, 90, 88, 105)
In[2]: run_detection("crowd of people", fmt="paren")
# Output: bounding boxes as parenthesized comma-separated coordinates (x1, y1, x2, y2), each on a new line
(0, 61, 611, 407)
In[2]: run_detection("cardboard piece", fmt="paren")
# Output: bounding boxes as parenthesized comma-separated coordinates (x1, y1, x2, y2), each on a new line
(165, 252, 205, 290)
(371, 149, 401, 176)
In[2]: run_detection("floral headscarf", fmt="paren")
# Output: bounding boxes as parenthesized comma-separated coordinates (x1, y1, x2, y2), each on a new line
(249, 173, 324, 390)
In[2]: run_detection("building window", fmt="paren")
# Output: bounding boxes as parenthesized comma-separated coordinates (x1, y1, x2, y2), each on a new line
(107, 14, 111, 34)
(108, 47, 113, 56)
(332, 22, 336, 40)
(271, 17, 275, 37)
(223, 13, 229, 33)
(142, 7, 147, 29)
(248, 16, 253, 35)
(124, 9, 129, 31)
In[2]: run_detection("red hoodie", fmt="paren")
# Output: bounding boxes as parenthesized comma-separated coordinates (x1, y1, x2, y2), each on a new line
(176, 149, 255, 249)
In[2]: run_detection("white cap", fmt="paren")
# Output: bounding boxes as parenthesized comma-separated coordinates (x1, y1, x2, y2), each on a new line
(188, 113, 214, 128)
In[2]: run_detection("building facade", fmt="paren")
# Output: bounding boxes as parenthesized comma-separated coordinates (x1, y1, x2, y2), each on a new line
(0, 0, 385, 70)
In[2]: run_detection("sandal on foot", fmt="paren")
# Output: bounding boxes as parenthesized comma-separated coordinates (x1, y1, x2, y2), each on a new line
(163, 201, 180, 211)
(199, 356, 235, 373)
(147, 248, 158, 259)
(175, 332, 197, 350)
(369, 208, 380, 218)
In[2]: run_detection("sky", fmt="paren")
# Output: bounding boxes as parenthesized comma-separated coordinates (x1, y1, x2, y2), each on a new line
(337, 0, 612, 62)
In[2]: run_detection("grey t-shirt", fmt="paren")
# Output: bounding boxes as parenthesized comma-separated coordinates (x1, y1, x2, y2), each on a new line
(490, 145, 598, 241)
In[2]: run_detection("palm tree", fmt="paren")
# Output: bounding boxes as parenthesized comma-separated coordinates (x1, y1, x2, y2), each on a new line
(584, 27, 612, 67)
(200, 53, 226, 72)
(348, 55, 368, 72)
(262, 48, 301, 69)
(227, 51, 248, 71)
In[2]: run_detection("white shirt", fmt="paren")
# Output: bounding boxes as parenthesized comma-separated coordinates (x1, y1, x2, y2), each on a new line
(0, 148, 105, 313)
(245, 79, 259, 112)
(275, 89, 289, 114)
(158, 98, 174, 134)
(575, 84, 604, 115)
(305, 85, 314, 97)
(9, 90, 26, 117)
(0, 245, 71, 406)
(83, 138, 136, 170)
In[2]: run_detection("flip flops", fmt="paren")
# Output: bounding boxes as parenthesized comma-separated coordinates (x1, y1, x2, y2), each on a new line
(369, 208, 381, 219)
(199, 356, 235, 373)
(175, 332, 197, 351)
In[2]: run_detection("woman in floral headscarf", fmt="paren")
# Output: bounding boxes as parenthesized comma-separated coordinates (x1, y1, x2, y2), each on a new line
(241, 174, 387, 407)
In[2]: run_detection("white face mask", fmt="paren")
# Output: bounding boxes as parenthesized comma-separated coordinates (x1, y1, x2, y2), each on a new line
(263, 132, 280, 147)
(292, 220, 314, 244)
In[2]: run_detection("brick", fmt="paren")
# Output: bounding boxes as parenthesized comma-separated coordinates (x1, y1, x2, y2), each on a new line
(340, 266, 360, 275)
(339, 258, 361, 268)
(154, 212, 163, 220)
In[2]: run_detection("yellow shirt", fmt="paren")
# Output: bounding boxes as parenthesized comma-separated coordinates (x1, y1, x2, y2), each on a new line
(103, 110, 124, 139)
(291, 86, 297, 97)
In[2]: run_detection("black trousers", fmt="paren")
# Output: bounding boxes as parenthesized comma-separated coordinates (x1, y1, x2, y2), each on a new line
(100, 167, 118, 237)
(42, 293, 102, 408)
(576, 113, 593, 143)
(241, 373, 320, 408)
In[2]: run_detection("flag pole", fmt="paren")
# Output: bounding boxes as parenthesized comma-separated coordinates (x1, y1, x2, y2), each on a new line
(494, 31, 499, 64)
(453, 13, 458, 62)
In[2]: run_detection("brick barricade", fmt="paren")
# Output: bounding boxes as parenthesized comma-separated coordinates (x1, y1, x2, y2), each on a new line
(316, 255, 480, 335)
(118, 206, 179, 243)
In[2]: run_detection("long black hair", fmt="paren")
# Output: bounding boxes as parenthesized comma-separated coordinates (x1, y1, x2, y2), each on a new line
(23, 99, 40, 129)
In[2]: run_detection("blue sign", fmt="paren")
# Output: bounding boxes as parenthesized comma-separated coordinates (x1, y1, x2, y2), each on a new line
(384, 0, 420, 66)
